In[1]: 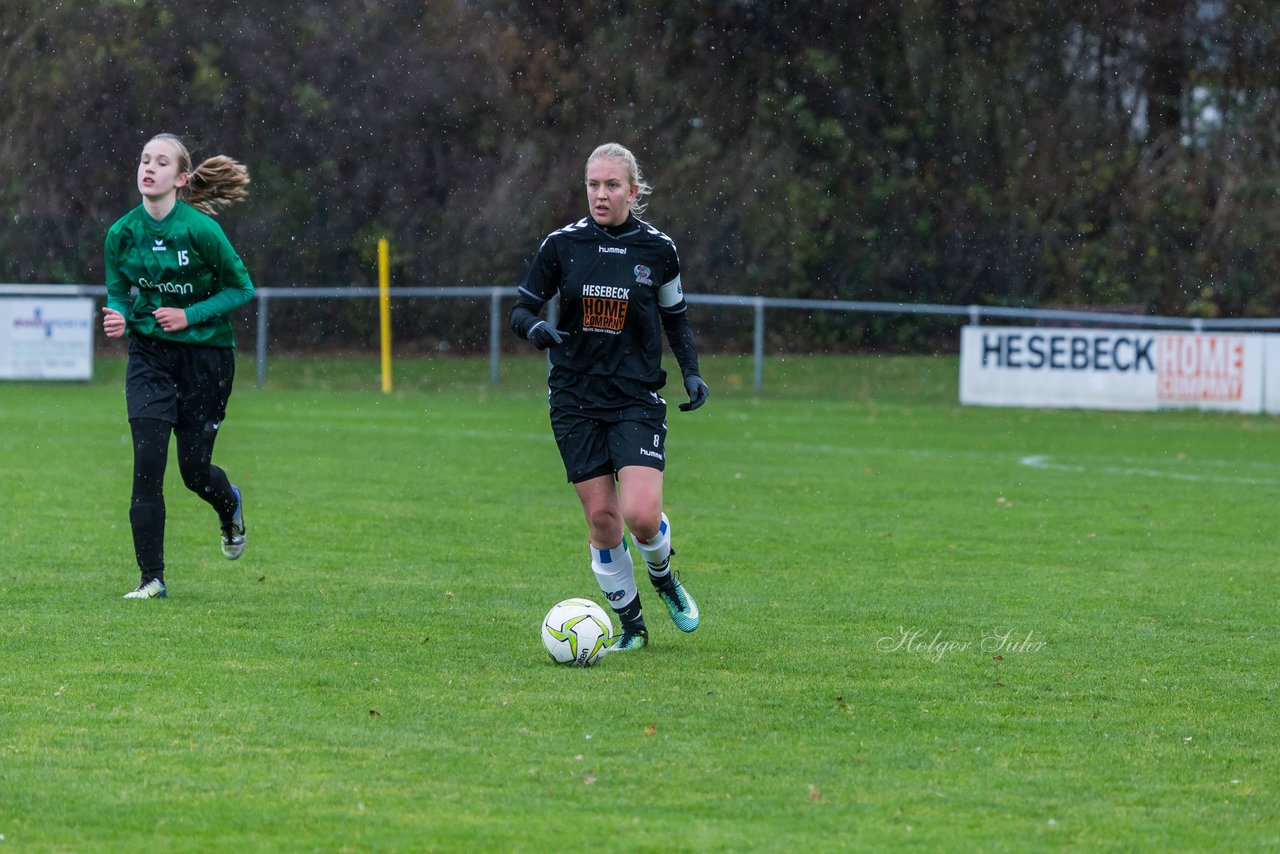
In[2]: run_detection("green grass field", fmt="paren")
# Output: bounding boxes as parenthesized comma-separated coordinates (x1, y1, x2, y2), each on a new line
(2, 353, 1278, 851)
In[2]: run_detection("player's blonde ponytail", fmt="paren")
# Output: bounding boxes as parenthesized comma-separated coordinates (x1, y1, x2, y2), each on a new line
(184, 155, 250, 216)
(149, 133, 250, 216)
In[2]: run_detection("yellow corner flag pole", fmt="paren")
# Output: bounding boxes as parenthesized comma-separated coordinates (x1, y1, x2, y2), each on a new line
(378, 238, 392, 393)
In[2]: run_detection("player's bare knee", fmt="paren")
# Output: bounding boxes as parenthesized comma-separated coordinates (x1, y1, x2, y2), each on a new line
(625, 511, 662, 542)
(584, 509, 623, 545)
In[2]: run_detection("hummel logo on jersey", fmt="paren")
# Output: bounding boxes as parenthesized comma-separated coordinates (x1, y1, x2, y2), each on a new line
(599, 246, 627, 255)
(152, 239, 167, 252)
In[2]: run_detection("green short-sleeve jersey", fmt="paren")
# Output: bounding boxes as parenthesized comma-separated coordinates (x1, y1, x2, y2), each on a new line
(104, 200, 254, 348)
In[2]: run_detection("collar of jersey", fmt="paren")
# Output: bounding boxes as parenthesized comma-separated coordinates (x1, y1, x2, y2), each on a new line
(595, 214, 640, 240)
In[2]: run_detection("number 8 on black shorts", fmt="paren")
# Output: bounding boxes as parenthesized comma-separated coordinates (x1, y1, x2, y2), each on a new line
(550, 402, 668, 484)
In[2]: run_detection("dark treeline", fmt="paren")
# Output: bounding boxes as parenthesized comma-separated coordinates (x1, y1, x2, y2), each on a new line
(2, 0, 1278, 352)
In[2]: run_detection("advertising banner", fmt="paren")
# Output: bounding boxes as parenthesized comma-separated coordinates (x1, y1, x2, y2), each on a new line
(959, 326, 1265, 413)
(0, 297, 94, 380)
(1265, 336, 1280, 415)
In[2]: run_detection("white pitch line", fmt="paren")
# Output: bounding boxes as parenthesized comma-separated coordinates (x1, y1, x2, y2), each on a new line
(1019, 454, 1279, 486)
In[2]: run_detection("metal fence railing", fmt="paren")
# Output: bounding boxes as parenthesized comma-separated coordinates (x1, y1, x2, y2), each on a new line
(7, 283, 1280, 393)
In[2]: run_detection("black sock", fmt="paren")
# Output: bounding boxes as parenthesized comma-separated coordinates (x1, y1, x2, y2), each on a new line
(649, 567, 676, 592)
(205, 466, 238, 524)
(614, 598, 645, 631)
(647, 546, 675, 588)
(129, 495, 165, 584)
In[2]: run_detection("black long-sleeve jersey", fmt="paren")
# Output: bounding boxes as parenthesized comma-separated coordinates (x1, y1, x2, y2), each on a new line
(511, 213, 701, 409)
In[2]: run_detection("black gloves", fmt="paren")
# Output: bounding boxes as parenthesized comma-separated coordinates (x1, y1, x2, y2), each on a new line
(527, 321, 569, 350)
(679, 375, 709, 411)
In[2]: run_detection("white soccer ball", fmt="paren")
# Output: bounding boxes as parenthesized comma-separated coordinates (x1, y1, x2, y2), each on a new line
(541, 598, 614, 667)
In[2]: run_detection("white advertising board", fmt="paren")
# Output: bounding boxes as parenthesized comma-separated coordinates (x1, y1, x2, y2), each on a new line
(1266, 336, 1280, 415)
(0, 297, 95, 380)
(959, 325, 1265, 413)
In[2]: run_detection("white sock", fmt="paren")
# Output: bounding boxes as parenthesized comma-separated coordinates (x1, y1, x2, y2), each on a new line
(590, 538, 638, 612)
(632, 513, 672, 578)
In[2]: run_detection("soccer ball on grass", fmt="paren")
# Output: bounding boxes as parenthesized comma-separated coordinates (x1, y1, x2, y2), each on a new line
(541, 598, 614, 667)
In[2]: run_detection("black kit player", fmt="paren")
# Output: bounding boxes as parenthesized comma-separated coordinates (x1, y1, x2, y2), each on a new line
(510, 142, 711, 652)
(102, 133, 253, 599)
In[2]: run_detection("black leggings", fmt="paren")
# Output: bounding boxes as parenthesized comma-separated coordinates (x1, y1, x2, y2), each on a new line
(129, 417, 237, 578)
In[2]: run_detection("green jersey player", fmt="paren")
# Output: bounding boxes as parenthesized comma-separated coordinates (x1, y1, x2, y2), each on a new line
(102, 133, 254, 599)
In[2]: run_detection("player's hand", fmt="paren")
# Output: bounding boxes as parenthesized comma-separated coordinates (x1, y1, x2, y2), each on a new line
(101, 307, 126, 338)
(679, 375, 709, 411)
(528, 321, 569, 350)
(152, 307, 189, 332)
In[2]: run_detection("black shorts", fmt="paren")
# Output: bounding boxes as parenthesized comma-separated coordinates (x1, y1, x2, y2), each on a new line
(551, 400, 668, 483)
(125, 335, 235, 431)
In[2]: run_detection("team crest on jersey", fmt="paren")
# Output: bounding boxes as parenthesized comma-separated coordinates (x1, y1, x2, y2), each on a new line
(633, 264, 653, 285)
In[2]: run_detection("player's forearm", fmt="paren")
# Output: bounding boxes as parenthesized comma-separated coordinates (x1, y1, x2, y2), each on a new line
(104, 246, 134, 316)
(509, 294, 547, 339)
(660, 307, 701, 379)
(184, 280, 253, 326)
(104, 287, 133, 317)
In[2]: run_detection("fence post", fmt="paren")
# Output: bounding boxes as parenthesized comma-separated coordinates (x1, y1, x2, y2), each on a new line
(256, 291, 269, 388)
(753, 296, 765, 395)
(378, 239, 392, 393)
(489, 287, 502, 385)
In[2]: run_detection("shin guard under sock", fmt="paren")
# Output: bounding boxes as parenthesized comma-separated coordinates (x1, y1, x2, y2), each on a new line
(590, 539, 643, 628)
